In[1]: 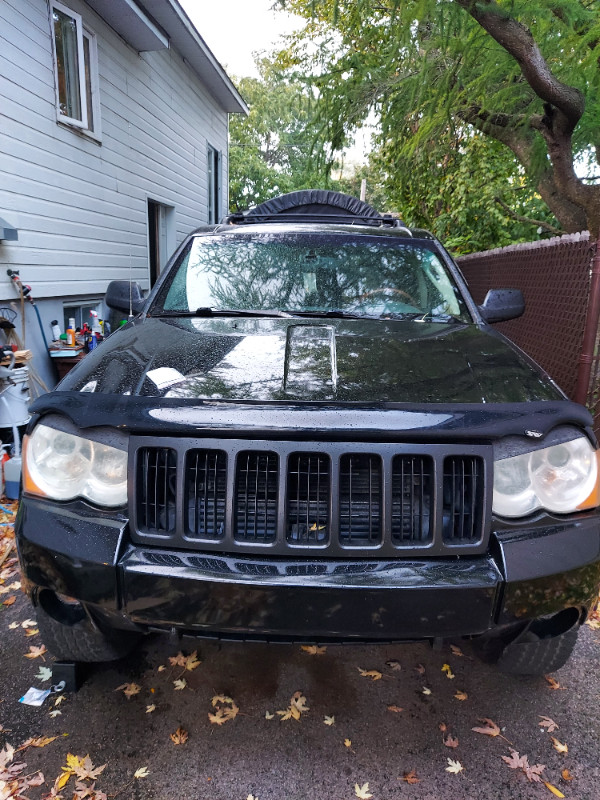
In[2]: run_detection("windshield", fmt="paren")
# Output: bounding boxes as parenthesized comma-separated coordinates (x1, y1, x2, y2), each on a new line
(158, 233, 470, 321)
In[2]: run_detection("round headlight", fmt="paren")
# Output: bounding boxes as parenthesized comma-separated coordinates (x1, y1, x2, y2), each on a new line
(25, 424, 127, 507)
(493, 435, 598, 517)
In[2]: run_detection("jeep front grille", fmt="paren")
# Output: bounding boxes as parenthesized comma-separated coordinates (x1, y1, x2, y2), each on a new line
(131, 438, 491, 557)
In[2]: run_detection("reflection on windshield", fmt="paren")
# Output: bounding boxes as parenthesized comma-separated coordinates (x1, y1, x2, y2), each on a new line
(160, 234, 468, 320)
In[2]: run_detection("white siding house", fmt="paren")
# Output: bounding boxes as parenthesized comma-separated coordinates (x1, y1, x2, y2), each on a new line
(0, 0, 247, 386)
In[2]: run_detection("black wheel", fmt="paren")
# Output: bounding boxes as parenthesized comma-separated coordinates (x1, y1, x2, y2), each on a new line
(36, 603, 141, 663)
(496, 626, 579, 676)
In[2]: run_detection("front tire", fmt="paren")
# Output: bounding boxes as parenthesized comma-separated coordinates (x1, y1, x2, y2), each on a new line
(36, 604, 140, 663)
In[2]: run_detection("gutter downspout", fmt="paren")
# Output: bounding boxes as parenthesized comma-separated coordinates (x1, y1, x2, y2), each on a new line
(574, 233, 600, 406)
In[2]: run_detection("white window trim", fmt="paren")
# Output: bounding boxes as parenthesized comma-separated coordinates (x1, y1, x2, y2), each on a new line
(82, 27, 102, 141)
(50, 1, 88, 130)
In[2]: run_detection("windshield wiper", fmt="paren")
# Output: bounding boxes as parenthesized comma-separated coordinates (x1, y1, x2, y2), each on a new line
(285, 309, 380, 320)
(385, 312, 465, 323)
(155, 308, 294, 318)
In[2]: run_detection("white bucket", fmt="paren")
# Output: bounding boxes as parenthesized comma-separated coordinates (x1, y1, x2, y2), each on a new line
(0, 367, 30, 427)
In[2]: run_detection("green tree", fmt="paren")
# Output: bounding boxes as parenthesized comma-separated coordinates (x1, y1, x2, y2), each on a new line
(278, 0, 600, 235)
(229, 59, 340, 211)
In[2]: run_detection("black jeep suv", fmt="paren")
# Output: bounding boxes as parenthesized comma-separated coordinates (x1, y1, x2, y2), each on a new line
(16, 190, 600, 674)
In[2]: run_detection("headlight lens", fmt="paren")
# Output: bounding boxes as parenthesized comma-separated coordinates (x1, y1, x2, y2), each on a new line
(493, 436, 599, 517)
(24, 424, 127, 507)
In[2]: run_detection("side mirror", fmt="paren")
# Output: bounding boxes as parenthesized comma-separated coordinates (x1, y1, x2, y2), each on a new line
(105, 280, 145, 315)
(478, 288, 525, 323)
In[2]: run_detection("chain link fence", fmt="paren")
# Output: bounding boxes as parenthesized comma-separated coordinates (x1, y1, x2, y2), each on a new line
(458, 232, 600, 436)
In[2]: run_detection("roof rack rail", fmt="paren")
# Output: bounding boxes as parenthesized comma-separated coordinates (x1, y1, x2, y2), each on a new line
(225, 212, 409, 229)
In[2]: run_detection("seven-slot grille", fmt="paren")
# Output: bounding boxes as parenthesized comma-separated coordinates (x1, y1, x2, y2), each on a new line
(132, 439, 491, 556)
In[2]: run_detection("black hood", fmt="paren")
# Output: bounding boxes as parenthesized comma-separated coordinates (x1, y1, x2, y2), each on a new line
(57, 316, 562, 404)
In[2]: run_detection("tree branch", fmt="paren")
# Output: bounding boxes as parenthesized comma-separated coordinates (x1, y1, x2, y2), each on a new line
(494, 197, 563, 234)
(455, 0, 585, 129)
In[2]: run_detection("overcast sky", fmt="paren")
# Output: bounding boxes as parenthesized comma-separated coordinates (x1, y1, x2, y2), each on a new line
(179, 0, 304, 79)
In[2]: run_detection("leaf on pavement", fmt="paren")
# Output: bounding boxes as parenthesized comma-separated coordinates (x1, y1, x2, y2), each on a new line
(3, 595, 16, 606)
(550, 737, 568, 754)
(301, 645, 327, 655)
(415, 664, 425, 675)
(454, 690, 468, 701)
(387, 705, 403, 713)
(544, 676, 564, 690)
(134, 767, 149, 779)
(8, 621, 18, 629)
(21, 619, 36, 628)
(385, 660, 401, 671)
(184, 651, 201, 671)
(170, 727, 188, 745)
(544, 783, 565, 798)
(173, 678, 187, 691)
(72, 755, 106, 781)
(357, 668, 382, 681)
(24, 628, 39, 637)
(422, 686, 432, 696)
(450, 644, 465, 657)
(354, 782, 372, 799)
(208, 695, 239, 725)
(168, 652, 187, 667)
(539, 716, 558, 733)
(18, 736, 57, 750)
(444, 734, 459, 748)
(24, 644, 47, 660)
(115, 683, 141, 699)
(402, 769, 420, 784)
(146, 704, 156, 714)
(501, 749, 545, 783)
(472, 718, 501, 737)
(36, 666, 52, 682)
(445, 758, 464, 774)
(265, 711, 274, 720)
(49, 710, 62, 718)
(344, 738, 352, 748)
(441, 663, 455, 679)
(157, 665, 166, 672)
(561, 769, 573, 781)
(323, 715, 335, 726)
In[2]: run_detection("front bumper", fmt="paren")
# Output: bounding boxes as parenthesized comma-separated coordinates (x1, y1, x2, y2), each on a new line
(16, 497, 600, 642)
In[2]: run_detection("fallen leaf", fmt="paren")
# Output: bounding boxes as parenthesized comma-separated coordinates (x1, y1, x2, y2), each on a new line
(25, 628, 39, 637)
(439, 722, 447, 732)
(501, 749, 545, 783)
(157, 665, 166, 672)
(173, 678, 187, 691)
(146, 704, 156, 714)
(444, 734, 459, 748)
(385, 659, 401, 671)
(208, 695, 239, 725)
(184, 651, 201, 671)
(18, 736, 57, 750)
(24, 644, 47, 660)
(550, 737, 568, 754)
(134, 767, 149, 779)
(402, 769, 420, 784)
(323, 715, 335, 726)
(450, 644, 464, 657)
(446, 758, 464, 774)
(54, 695, 66, 707)
(544, 676, 564, 690)
(72, 755, 106, 781)
(168, 652, 187, 667)
(415, 664, 426, 675)
(357, 667, 382, 681)
(422, 686, 432, 696)
(301, 645, 327, 655)
(454, 690, 468, 701)
(211, 694, 234, 706)
(36, 666, 52, 682)
(49, 710, 62, 718)
(264, 711, 274, 720)
(544, 783, 565, 798)
(170, 726, 188, 745)
(441, 663, 455, 679)
(291, 692, 309, 713)
(115, 682, 141, 699)
(354, 782, 372, 799)
(3, 595, 16, 606)
(472, 718, 501, 737)
(344, 738, 352, 748)
(8, 621, 18, 629)
(387, 705, 403, 713)
(21, 619, 36, 628)
(539, 716, 558, 733)
(561, 768, 573, 781)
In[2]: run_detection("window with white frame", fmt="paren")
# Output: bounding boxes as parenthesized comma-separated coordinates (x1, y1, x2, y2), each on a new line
(207, 145, 222, 224)
(50, 2, 100, 135)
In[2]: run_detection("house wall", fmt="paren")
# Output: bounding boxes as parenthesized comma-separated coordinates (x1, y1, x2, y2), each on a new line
(0, 0, 230, 388)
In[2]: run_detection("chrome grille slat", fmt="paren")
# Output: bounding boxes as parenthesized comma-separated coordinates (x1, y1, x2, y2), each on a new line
(131, 440, 490, 556)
